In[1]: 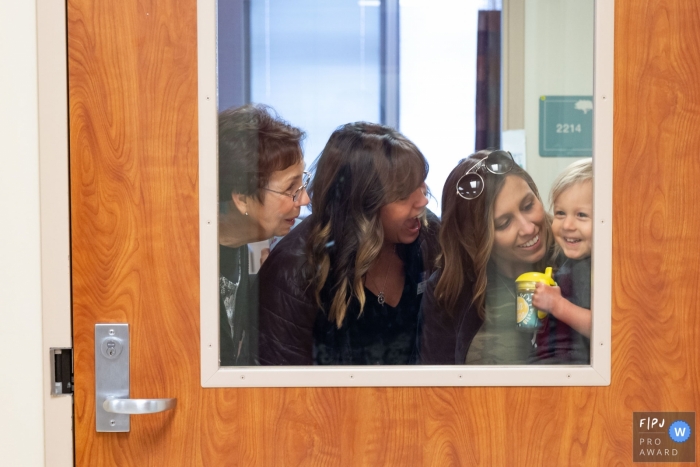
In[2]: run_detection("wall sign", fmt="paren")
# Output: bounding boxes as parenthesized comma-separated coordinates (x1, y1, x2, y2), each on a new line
(539, 95, 593, 157)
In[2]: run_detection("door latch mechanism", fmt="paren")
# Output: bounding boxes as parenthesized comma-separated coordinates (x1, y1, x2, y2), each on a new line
(50, 348, 73, 395)
(95, 324, 176, 432)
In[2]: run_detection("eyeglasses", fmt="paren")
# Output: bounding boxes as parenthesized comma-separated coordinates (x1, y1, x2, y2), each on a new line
(263, 171, 311, 203)
(456, 150, 514, 200)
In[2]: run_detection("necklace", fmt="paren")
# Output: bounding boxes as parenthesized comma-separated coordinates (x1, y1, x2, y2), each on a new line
(376, 245, 396, 305)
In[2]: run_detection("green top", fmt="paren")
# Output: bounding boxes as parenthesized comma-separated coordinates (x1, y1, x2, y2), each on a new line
(466, 271, 536, 365)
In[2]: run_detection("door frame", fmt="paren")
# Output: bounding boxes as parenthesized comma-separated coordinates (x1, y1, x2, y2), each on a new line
(37, 0, 73, 464)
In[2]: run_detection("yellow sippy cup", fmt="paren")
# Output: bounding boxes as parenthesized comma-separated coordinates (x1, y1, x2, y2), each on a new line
(514, 267, 557, 330)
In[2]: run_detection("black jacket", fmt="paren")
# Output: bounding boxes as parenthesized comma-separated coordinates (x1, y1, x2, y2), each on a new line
(416, 270, 482, 364)
(258, 213, 440, 365)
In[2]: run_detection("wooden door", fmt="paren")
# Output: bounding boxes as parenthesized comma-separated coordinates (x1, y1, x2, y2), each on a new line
(69, 0, 700, 465)
(68, 0, 205, 464)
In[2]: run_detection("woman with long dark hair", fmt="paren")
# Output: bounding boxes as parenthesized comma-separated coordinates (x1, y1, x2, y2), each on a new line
(418, 149, 554, 364)
(258, 122, 440, 365)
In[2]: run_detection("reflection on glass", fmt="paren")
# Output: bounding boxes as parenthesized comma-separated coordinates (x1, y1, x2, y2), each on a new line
(216, 0, 594, 367)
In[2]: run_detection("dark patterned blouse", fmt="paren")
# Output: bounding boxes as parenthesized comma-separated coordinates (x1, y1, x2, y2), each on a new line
(312, 241, 429, 365)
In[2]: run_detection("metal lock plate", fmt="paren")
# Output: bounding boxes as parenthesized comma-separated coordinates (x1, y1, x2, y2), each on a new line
(95, 324, 130, 432)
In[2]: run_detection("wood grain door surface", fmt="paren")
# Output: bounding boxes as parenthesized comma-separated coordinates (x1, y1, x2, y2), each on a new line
(68, 0, 700, 465)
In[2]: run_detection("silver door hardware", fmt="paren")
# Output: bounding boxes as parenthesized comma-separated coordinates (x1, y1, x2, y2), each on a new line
(50, 348, 73, 396)
(103, 398, 176, 414)
(95, 324, 177, 432)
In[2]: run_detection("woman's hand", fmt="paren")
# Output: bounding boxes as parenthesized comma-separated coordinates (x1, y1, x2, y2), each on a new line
(532, 282, 562, 316)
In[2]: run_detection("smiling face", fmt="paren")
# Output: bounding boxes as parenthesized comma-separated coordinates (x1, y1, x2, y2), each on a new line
(246, 160, 310, 238)
(491, 175, 548, 278)
(552, 180, 592, 260)
(379, 183, 429, 244)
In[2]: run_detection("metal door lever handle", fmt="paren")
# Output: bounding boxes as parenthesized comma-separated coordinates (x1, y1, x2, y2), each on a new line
(103, 398, 177, 414)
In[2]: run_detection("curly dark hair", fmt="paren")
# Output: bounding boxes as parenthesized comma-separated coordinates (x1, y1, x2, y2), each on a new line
(304, 122, 429, 327)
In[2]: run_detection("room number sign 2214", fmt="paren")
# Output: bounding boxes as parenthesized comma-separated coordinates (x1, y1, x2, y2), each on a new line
(556, 123, 582, 133)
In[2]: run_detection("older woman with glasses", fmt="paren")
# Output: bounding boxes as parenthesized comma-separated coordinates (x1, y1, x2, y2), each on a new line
(417, 149, 554, 365)
(257, 122, 440, 365)
(218, 104, 309, 366)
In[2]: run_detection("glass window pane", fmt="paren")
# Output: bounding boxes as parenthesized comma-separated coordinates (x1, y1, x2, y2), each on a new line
(250, 0, 381, 168)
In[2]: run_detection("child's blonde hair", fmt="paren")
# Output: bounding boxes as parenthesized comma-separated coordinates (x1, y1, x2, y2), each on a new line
(549, 158, 593, 210)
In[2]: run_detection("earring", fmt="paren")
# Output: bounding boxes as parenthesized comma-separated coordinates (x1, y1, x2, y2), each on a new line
(245, 211, 248, 216)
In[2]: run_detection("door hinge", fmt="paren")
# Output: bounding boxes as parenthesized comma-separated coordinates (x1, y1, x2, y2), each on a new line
(50, 347, 73, 396)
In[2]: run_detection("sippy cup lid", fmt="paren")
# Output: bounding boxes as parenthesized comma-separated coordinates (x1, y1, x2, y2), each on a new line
(515, 266, 556, 286)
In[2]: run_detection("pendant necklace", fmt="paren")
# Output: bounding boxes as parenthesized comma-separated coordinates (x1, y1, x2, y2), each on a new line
(376, 245, 396, 305)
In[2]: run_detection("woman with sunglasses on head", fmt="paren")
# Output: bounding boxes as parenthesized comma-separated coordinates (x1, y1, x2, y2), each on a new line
(257, 122, 440, 365)
(218, 104, 310, 366)
(417, 149, 554, 364)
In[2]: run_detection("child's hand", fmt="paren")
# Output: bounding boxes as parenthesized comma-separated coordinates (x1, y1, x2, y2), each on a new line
(533, 282, 592, 338)
(532, 282, 563, 316)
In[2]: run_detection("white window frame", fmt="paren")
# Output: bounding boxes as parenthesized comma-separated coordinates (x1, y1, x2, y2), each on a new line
(198, 0, 613, 387)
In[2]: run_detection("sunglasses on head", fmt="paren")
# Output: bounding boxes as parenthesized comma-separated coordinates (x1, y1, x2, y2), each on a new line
(456, 150, 515, 200)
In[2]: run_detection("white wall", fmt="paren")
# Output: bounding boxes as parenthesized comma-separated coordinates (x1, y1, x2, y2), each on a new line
(0, 0, 46, 465)
(400, 0, 480, 215)
(523, 0, 594, 202)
